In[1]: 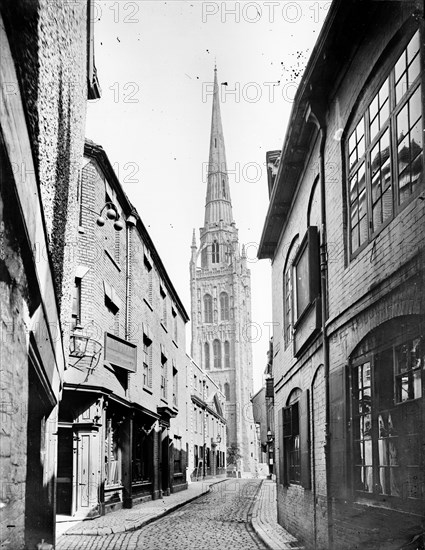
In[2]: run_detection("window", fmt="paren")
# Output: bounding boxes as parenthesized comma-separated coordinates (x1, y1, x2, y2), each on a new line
(161, 347, 168, 400)
(222, 179, 226, 198)
(220, 292, 229, 321)
(201, 246, 208, 268)
(213, 339, 222, 369)
(194, 406, 198, 433)
(142, 333, 152, 388)
(204, 342, 210, 370)
(132, 425, 152, 483)
(194, 445, 199, 467)
(104, 280, 120, 315)
(204, 294, 213, 323)
(160, 286, 167, 328)
(212, 240, 219, 263)
(71, 278, 81, 330)
(224, 341, 230, 369)
(224, 382, 230, 401)
(352, 326, 424, 500)
(172, 362, 178, 407)
(174, 437, 182, 474)
(105, 416, 122, 487)
(144, 255, 153, 305)
(87, 0, 101, 100)
(283, 269, 292, 347)
(293, 227, 320, 321)
(172, 308, 178, 343)
(281, 389, 310, 488)
(347, 29, 423, 256)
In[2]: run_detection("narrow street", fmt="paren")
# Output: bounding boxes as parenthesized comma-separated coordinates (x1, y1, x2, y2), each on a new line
(57, 479, 267, 550)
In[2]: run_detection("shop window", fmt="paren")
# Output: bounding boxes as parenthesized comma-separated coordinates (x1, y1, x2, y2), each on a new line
(281, 388, 310, 488)
(220, 292, 229, 321)
(105, 417, 122, 487)
(174, 436, 183, 474)
(204, 294, 213, 323)
(347, 29, 423, 257)
(132, 425, 152, 483)
(352, 327, 424, 500)
(213, 339, 222, 369)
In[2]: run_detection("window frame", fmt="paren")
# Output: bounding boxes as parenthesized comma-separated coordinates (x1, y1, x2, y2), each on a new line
(213, 339, 222, 369)
(346, 25, 424, 260)
(204, 294, 213, 323)
(292, 227, 320, 324)
(350, 326, 424, 508)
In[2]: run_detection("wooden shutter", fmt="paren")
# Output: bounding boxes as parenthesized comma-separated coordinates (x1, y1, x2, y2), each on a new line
(299, 389, 311, 490)
(278, 408, 285, 486)
(329, 367, 347, 499)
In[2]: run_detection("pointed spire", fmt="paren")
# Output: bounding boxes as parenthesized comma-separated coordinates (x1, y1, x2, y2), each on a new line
(204, 67, 233, 227)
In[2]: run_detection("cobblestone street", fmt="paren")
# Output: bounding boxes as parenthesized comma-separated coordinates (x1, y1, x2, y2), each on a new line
(57, 480, 268, 550)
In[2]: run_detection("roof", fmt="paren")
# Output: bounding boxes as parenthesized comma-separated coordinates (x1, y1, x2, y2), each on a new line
(257, 0, 392, 259)
(84, 139, 190, 322)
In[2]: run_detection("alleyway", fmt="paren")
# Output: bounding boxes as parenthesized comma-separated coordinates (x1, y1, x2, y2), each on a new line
(57, 479, 267, 550)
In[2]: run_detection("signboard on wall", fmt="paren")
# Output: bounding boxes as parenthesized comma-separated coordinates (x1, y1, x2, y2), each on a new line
(104, 333, 137, 372)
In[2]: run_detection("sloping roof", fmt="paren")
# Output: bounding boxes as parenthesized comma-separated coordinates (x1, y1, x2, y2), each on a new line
(84, 139, 189, 322)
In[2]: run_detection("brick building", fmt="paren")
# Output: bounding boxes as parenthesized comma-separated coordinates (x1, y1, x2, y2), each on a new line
(190, 67, 257, 474)
(186, 355, 227, 481)
(258, 1, 425, 548)
(57, 140, 190, 520)
(0, 1, 98, 548)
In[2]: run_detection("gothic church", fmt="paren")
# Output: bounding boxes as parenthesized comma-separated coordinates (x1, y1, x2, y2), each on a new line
(190, 68, 256, 474)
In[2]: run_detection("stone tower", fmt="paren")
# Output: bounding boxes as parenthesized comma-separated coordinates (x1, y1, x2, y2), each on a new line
(190, 67, 256, 474)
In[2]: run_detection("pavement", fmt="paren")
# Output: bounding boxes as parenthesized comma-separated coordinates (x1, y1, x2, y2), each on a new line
(56, 477, 304, 550)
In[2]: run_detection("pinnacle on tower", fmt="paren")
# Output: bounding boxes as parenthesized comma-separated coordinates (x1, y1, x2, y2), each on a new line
(204, 68, 234, 227)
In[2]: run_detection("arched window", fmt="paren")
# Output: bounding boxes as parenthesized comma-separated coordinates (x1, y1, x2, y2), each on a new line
(220, 292, 229, 320)
(212, 240, 219, 263)
(213, 339, 222, 369)
(224, 341, 230, 368)
(204, 294, 213, 323)
(204, 342, 210, 370)
(222, 179, 226, 198)
(224, 382, 230, 401)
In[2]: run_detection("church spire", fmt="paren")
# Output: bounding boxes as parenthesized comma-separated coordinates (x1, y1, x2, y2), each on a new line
(204, 67, 233, 227)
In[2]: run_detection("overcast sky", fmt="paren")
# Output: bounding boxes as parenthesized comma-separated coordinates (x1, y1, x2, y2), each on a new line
(86, 0, 328, 392)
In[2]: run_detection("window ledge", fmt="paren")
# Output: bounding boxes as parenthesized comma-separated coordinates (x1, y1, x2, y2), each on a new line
(173, 473, 184, 478)
(172, 339, 178, 348)
(160, 398, 168, 405)
(78, 226, 85, 234)
(104, 248, 121, 272)
(161, 322, 168, 333)
(144, 298, 153, 312)
(143, 386, 153, 395)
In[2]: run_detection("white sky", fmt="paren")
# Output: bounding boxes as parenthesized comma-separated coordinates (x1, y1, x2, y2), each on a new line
(86, 0, 328, 392)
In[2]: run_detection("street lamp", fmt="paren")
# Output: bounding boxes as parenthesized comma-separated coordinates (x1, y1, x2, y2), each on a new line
(267, 429, 274, 480)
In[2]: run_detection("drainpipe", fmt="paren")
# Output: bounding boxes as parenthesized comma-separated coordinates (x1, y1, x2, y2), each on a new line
(318, 125, 333, 550)
(306, 103, 333, 549)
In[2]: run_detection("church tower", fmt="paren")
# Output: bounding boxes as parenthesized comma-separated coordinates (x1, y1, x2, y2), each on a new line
(190, 67, 256, 474)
